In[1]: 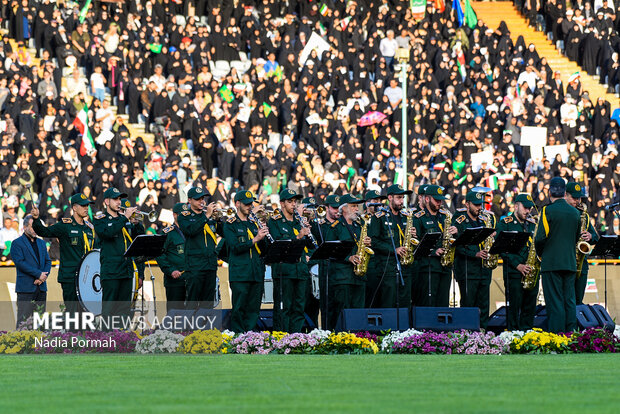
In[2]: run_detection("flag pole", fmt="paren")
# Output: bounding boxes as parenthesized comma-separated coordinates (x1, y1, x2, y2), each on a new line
(399, 60, 408, 203)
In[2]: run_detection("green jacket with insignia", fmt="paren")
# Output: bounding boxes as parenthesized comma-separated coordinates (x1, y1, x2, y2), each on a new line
(453, 210, 495, 281)
(223, 215, 266, 282)
(412, 208, 451, 274)
(177, 209, 219, 271)
(32, 216, 95, 283)
(368, 210, 410, 272)
(535, 199, 581, 272)
(325, 217, 364, 286)
(495, 214, 536, 280)
(267, 214, 312, 279)
(156, 224, 186, 288)
(93, 212, 145, 280)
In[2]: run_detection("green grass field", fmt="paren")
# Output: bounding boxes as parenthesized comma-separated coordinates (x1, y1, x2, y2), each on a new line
(3, 355, 620, 413)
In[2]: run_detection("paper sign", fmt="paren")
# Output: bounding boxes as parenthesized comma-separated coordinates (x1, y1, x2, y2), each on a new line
(544, 145, 569, 164)
(520, 126, 547, 147)
(470, 150, 494, 173)
(299, 32, 332, 66)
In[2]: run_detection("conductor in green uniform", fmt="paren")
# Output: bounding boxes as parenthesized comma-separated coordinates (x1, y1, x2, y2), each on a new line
(495, 193, 538, 330)
(535, 177, 581, 333)
(156, 202, 188, 312)
(267, 189, 314, 333)
(177, 187, 218, 310)
(31, 193, 95, 314)
(223, 191, 270, 332)
(94, 187, 145, 322)
(565, 182, 598, 305)
(453, 190, 495, 329)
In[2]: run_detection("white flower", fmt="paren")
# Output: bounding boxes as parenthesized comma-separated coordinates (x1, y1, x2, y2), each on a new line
(135, 330, 185, 354)
(381, 329, 424, 351)
(498, 330, 525, 345)
(614, 325, 620, 341)
(309, 329, 331, 341)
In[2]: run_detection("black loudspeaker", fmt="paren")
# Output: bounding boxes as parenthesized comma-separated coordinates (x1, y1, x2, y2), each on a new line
(161, 309, 230, 331)
(412, 307, 480, 331)
(590, 304, 615, 332)
(533, 305, 548, 331)
(576, 304, 600, 330)
(335, 308, 410, 332)
(487, 306, 507, 334)
(255, 311, 317, 332)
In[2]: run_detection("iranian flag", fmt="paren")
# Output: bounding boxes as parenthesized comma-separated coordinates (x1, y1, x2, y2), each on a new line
(485, 174, 499, 190)
(79, 0, 92, 24)
(435, 0, 445, 13)
(455, 46, 466, 80)
(74, 105, 95, 156)
(410, 0, 427, 20)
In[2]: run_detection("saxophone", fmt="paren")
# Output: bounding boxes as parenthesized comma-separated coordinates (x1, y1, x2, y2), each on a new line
(576, 206, 593, 278)
(522, 213, 541, 290)
(440, 210, 456, 267)
(400, 209, 419, 266)
(481, 212, 499, 269)
(354, 213, 374, 277)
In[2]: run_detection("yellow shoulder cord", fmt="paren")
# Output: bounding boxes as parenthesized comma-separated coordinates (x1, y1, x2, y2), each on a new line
(293, 227, 309, 253)
(246, 228, 261, 256)
(204, 222, 217, 247)
(541, 206, 549, 237)
(122, 227, 138, 273)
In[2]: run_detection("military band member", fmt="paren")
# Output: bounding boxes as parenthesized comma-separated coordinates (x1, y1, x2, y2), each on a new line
(409, 184, 427, 306)
(453, 190, 494, 329)
(31, 193, 95, 314)
(565, 182, 598, 305)
(324, 194, 369, 329)
(224, 191, 269, 333)
(368, 184, 415, 308)
(177, 187, 218, 310)
(412, 185, 457, 307)
(301, 196, 321, 328)
(156, 203, 187, 312)
(535, 177, 582, 333)
(363, 190, 386, 308)
(94, 188, 145, 321)
(495, 193, 538, 330)
(267, 189, 314, 332)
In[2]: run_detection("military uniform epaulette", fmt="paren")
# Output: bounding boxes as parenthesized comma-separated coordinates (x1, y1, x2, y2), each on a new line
(181, 211, 191, 216)
(375, 211, 385, 218)
(227, 216, 237, 224)
(163, 226, 174, 233)
(84, 220, 94, 229)
(455, 212, 467, 224)
(95, 211, 106, 219)
(272, 214, 283, 220)
(414, 210, 425, 218)
(62, 218, 73, 224)
(331, 220, 339, 228)
(503, 216, 513, 223)
(456, 208, 466, 212)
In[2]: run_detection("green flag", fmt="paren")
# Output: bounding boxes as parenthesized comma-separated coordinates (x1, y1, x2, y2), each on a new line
(79, 0, 92, 24)
(219, 85, 234, 103)
(262, 102, 273, 117)
(464, 0, 478, 29)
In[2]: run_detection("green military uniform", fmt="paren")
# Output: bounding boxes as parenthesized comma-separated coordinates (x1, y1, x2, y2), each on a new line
(368, 184, 413, 308)
(94, 188, 145, 320)
(534, 178, 581, 333)
(495, 194, 538, 330)
(223, 191, 267, 332)
(453, 191, 495, 329)
(267, 189, 313, 333)
(566, 183, 600, 305)
(302, 196, 321, 328)
(32, 193, 95, 314)
(363, 190, 387, 308)
(156, 203, 188, 312)
(411, 185, 452, 307)
(324, 194, 366, 329)
(177, 187, 219, 310)
(408, 184, 427, 307)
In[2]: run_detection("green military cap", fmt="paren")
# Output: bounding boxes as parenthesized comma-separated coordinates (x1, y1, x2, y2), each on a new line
(70, 193, 93, 206)
(279, 188, 303, 201)
(325, 194, 342, 208)
(465, 190, 485, 205)
(566, 182, 586, 199)
(172, 202, 187, 214)
(386, 184, 412, 196)
(417, 184, 429, 195)
(234, 190, 256, 205)
(515, 193, 535, 207)
(302, 196, 318, 206)
(120, 198, 132, 209)
(549, 177, 566, 197)
(364, 190, 386, 201)
(103, 187, 128, 199)
(187, 187, 208, 199)
(425, 185, 447, 200)
(339, 194, 363, 205)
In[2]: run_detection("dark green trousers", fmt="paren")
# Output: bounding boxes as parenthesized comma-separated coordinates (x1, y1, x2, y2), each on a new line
(365, 263, 382, 308)
(542, 271, 576, 333)
(273, 277, 307, 333)
(165, 285, 187, 312)
(458, 278, 491, 329)
(504, 277, 539, 331)
(575, 270, 588, 305)
(377, 266, 411, 308)
(415, 269, 452, 307)
(61, 281, 81, 314)
(327, 283, 365, 330)
(230, 281, 264, 333)
(185, 269, 217, 310)
(304, 265, 321, 328)
(101, 278, 132, 323)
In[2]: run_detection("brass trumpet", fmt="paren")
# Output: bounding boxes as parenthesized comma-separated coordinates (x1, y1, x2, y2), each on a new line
(120, 208, 158, 222)
(212, 207, 236, 220)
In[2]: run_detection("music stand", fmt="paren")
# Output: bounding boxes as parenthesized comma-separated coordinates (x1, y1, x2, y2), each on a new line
(489, 231, 530, 328)
(124, 234, 167, 326)
(453, 227, 495, 299)
(311, 241, 355, 329)
(590, 235, 620, 311)
(413, 232, 442, 304)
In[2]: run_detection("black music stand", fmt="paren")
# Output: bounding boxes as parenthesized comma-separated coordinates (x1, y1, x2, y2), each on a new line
(311, 241, 355, 329)
(489, 231, 530, 328)
(453, 227, 495, 300)
(590, 235, 620, 310)
(413, 232, 442, 304)
(124, 234, 167, 325)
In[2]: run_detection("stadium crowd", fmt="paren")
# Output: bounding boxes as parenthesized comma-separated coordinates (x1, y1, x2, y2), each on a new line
(0, 0, 619, 261)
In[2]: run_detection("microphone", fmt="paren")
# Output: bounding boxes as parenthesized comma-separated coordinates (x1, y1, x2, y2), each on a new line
(605, 202, 620, 211)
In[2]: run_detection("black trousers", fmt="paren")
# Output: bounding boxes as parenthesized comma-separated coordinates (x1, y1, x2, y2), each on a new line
(61, 281, 81, 314)
(165, 285, 187, 313)
(101, 278, 133, 325)
(185, 269, 217, 310)
(16, 290, 47, 329)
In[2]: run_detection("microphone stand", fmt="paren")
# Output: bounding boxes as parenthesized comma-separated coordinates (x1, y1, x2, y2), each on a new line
(382, 207, 405, 330)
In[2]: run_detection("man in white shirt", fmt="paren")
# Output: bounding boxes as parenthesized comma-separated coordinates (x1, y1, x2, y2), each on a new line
(516, 66, 540, 92)
(95, 99, 115, 131)
(148, 64, 166, 93)
(383, 78, 403, 109)
(379, 30, 398, 68)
